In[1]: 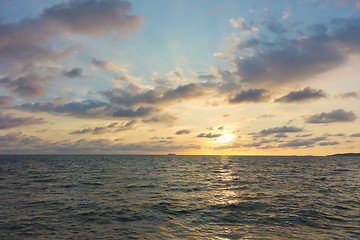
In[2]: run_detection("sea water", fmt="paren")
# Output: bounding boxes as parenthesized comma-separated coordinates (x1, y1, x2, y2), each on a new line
(0, 155, 359, 239)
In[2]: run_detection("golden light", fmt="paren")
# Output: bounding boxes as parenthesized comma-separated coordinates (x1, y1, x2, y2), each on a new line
(214, 133, 235, 143)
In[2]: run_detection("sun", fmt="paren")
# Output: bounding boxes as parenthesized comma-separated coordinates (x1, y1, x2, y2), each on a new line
(214, 133, 235, 143)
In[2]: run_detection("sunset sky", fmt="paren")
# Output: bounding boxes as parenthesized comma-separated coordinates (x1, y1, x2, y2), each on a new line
(0, 0, 359, 155)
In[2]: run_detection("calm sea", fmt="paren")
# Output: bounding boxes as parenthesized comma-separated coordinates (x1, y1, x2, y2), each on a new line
(0, 155, 359, 239)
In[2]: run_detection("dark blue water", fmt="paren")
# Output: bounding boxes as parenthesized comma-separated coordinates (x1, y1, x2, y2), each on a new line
(1, 155, 359, 239)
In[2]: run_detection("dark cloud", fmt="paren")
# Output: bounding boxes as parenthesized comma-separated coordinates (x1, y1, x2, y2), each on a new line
(115, 120, 137, 132)
(91, 57, 126, 73)
(198, 74, 216, 81)
(234, 16, 360, 88)
(0, 73, 55, 98)
(274, 133, 288, 138)
(102, 82, 211, 107)
(236, 37, 343, 87)
(42, 0, 143, 37)
(305, 109, 357, 123)
(0, 132, 50, 151)
(197, 133, 222, 138)
(278, 135, 329, 148)
(340, 91, 359, 98)
(92, 126, 108, 135)
(0, 96, 14, 106)
(275, 87, 326, 103)
(265, 20, 287, 35)
(0, 113, 45, 130)
(70, 120, 135, 134)
(228, 88, 270, 103)
(327, 133, 346, 137)
(20, 100, 111, 118)
(176, 129, 191, 135)
(19, 99, 157, 119)
(296, 134, 313, 137)
(350, 133, 360, 137)
(259, 126, 303, 136)
(70, 128, 92, 135)
(62, 67, 82, 78)
(142, 114, 178, 126)
(112, 106, 155, 118)
(278, 139, 316, 148)
(319, 141, 339, 146)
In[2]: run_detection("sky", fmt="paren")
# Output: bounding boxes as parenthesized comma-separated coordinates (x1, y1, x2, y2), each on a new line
(0, 0, 359, 155)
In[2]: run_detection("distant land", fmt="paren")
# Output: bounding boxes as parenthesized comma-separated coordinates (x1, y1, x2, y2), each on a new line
(328, 153, 360, 157)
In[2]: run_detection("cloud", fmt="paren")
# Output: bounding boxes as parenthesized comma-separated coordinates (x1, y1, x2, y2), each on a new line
(278, 139, 316, 148)
(142, 114, 178, 125)
(20, 100, 111, 118)
(340, 91, 359, 98)
(0, 73, 56, 98)
(319, 141, 339, 146)
(198, 74, 216, 81)
(350, 133, 360, 137)
(274, 133, 288, 138)
(214, 142, 242, 150)
(101, 82, 211, 107)
(170, 68, 193, 82)
(70, 128, 92, 135)
(0, 0, 142, 98)
(19, 99, 158, 119)
(70, 120, 136, 134)
(0, 113, 45, 130)
(0, 96, 14, 106)
(228, 88, 270, 103)
(234, 16, 360, 88)
(115, 120, 137, 132)
(305, 109, 357, 123)
(265, 20, 287, 35)
(0, 132, 201, 154)
(62, 67, 83, 78)
(258, 114, 274, 119)
(197, 133, 222, 138)
(112, 106, 155, 118)
(0, 132, 50, 151)
(91, 57, 128, 73)
(258, 125, 303, 136)
(282, 10, 291, 19)
(275, 87, 326, 103)
(229, 17, 259, 34)
(176, 129, 191, 135)
(42, 0, 143, 37)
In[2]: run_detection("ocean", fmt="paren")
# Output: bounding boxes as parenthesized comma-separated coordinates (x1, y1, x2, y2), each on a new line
(0, 155, 359, 239)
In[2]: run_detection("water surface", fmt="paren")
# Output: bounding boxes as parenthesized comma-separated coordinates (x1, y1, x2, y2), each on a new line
(1, 155, 359, 239)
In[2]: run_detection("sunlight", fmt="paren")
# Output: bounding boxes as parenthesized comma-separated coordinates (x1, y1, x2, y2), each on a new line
(214, 133, 235, 143)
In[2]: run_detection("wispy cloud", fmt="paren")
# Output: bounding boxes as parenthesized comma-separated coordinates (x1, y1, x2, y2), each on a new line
(0, 113, 45, 130)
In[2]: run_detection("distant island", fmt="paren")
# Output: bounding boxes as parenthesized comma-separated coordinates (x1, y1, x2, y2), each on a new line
(166, 153, 176, 156)
(328, 153, 360, 157)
